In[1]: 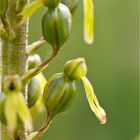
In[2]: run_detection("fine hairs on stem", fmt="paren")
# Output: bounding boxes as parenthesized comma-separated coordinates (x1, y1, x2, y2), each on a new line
(0, 1, 106, 140)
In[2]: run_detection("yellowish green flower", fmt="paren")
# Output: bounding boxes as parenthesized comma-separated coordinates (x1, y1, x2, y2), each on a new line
(64, 58, 106, 124)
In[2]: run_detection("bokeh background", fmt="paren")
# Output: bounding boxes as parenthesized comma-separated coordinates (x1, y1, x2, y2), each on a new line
(29, 0, 139, 140)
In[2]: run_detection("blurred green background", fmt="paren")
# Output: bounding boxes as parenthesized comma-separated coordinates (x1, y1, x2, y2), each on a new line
(29, 0, 139, 140)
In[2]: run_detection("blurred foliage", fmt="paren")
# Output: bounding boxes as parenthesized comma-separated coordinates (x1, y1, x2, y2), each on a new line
(134, 134, 140, 140)
(28, 0, 139, 140)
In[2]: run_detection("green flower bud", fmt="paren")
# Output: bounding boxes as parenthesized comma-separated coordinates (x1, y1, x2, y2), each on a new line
(64, 58, 87, 80)
(43, 0, 60, 9)
(2, 75, 22, 94)
(27, 76, 42, 108)
(61, 0, 79, 15)
(42, 3, 72, 50)
(0, 0, 8, 16)
(43, 73, 76, 117)
(28, 54, 42, 69)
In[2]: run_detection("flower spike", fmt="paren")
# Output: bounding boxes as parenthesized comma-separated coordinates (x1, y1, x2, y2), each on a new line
(82, 76, 106, 124)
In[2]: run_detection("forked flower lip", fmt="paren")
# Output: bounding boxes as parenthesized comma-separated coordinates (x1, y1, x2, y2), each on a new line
(82, 76, 107, 125)
(97, 111, 106, 124)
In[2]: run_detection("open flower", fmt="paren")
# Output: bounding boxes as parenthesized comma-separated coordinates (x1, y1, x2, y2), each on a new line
(2, 75, 32, 132)
(64, 58, 106, 124)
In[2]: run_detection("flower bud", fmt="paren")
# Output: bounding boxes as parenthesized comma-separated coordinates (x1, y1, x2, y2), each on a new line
(61, 0, 79, 15)
(43, 73, 76, 117)
(28, 54, 42, 69)
(29, 73, 47, 113)
(27, 76, 42, 108)
(64, 58, 87, 80)
(42, 3, 72, 50)
(2, 75, 22, 94)
(43, 0, 60, 9)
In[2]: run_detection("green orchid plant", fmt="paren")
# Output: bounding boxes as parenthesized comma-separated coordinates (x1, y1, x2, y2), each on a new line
(0, 0, 106, 140)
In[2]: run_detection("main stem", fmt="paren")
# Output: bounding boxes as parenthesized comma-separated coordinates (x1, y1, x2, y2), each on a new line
(2, 0, 28, 139)
(2, 2, 27, 76)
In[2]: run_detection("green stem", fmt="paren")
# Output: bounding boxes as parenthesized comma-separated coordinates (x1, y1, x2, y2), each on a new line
(2, 6, 27, 76)
(0, 39, 2, 93)
(27, 116, 52, 140)
(22, 48, 59, 84)
(1, 0, 28, 139)
(0, 27, 8, 39)
(36, 116, 52, 138)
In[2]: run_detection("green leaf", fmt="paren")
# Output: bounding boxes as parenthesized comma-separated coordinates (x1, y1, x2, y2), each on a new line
(82, 76, 106, 124)
(18, 0, 43, 25)
(83, 0, 94, 44)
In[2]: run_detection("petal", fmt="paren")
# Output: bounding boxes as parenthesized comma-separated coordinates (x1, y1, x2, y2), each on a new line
(5, 94, 17, 132)
(82, 76, 106, 124)
(83, 0, 94, 44)
(16, 93, 33, 132)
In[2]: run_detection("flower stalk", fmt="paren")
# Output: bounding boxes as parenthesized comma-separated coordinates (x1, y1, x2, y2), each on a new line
(27, 116, 52, 140)
(1, 0, 106, 140)
(27, 38, 46, 56)
(22, 48, 59, 85)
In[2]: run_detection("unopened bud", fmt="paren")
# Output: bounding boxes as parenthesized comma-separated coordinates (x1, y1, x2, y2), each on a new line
(42, 3, 72, 50)
(43, 73, 76, 118)
(61, 0, 79, 15)
(28, 54, 42, 69)
(43, 0, 60, 9)
(64, 58, 87, 80)
(28, 76, 42, 108)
